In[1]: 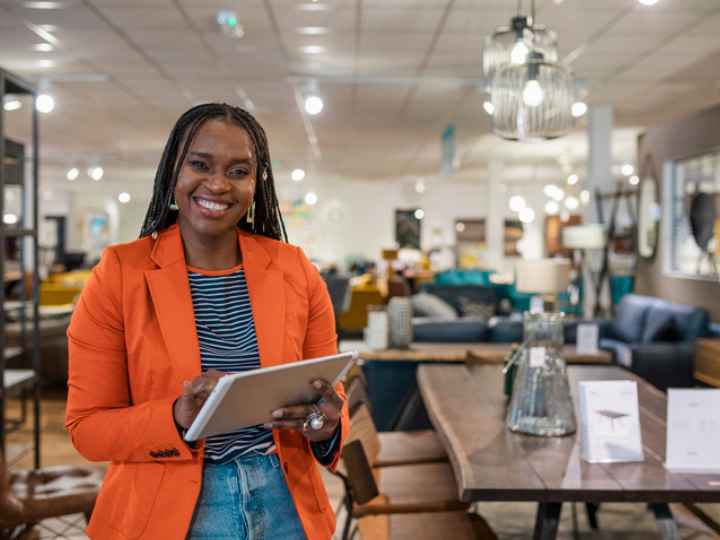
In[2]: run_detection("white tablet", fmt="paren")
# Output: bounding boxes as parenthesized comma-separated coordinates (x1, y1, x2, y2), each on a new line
(183, 351, 358, 441)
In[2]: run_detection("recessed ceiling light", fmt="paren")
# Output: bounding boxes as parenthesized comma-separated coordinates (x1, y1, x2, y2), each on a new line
(304, 95, 324, 115)
(629, 175, 640, 186)
(36, 93, 55, 113)
(638, 0, 659, 5)
(66, 167, 79, 181)
(38, 24, 58, 31)
(297, 27, 329, 35)
(3, 97, 22, 111)
(304, 192, 318, 206)
(298, 3, 330, 11)
(621, 164, 635, 176)
(34, 42, 54, 52)
(118, 192, 131, 204)
(38, 59, 54, 68)
(24, 1, 64, 8)
(291, 168, 305, 182)
(301, 45, 325, 55)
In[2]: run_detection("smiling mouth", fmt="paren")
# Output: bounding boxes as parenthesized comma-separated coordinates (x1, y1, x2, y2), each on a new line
(193, 196, 232, 212)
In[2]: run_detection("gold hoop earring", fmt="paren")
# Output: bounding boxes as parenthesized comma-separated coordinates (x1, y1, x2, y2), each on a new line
(246, 201, 255, 224)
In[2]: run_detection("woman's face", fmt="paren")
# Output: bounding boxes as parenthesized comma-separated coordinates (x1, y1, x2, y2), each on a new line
(174, 119, 257, 239)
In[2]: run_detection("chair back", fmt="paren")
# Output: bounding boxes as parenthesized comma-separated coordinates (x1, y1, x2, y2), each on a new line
(347, 404, 380, 467)
(346, 374, 370, 418)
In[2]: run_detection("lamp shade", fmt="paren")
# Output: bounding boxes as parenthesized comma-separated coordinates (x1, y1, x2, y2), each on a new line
(562, 224, 606, 250)
(515, 258, 571, 294)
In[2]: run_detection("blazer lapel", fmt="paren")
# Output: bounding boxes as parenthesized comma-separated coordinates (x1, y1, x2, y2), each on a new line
(144, 225, 202, 381)
(239, 230, 286, 368)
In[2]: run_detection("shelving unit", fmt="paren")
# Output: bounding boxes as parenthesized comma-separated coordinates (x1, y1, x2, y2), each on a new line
(0, 68, 41, 469)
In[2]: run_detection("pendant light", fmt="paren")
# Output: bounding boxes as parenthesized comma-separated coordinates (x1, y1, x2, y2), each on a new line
(481, 0, 558, 92)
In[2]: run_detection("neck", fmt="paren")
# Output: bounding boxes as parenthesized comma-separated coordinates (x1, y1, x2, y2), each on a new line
(178, 221, 241, 269)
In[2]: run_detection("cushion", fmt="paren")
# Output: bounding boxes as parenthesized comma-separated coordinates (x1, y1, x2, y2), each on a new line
(456, 296, 495, 320)
(420, 284, 498, 316)
(611, 294, 651, 343)
(642, 311, 676, 343)
(486, 317, 523, 343)
(410, 293, 457, 320)
(600, 338, 633, 368)
(412, 319, 487, 343)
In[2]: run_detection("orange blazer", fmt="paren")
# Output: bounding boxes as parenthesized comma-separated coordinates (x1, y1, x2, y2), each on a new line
(65, 223, 348, 540)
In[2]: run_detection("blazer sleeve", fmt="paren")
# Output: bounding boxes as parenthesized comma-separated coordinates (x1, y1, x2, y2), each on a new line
(297, 247, 349, 471)
(65, 247, 195, 463)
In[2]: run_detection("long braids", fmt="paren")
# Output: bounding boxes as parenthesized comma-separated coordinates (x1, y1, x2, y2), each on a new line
(139, 103, 288, 242)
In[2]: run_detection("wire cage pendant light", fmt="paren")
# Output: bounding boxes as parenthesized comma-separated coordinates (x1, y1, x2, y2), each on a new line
(490, 53, 575, 142)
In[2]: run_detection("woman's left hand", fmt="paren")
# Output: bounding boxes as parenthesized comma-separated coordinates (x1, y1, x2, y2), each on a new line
(265, 379, 343, 443)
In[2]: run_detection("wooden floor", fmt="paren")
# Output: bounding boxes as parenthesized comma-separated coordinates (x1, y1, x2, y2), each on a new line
(5, 391, 720, 539)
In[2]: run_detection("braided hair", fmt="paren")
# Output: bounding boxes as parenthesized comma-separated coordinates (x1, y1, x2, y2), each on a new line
(139, 103, 288, 242)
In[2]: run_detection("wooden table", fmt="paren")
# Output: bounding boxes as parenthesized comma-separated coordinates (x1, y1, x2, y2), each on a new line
(695, 339, 720, 387)
(345, 341, 612, 365)
(418, 364, 720, 539)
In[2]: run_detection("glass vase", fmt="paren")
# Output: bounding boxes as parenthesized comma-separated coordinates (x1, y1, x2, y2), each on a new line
(506, 312, 576, 437)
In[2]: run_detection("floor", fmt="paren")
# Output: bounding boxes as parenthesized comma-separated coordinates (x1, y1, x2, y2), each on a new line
(5, 392, 720, 539)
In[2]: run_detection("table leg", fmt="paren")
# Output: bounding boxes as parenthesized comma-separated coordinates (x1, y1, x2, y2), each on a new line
(649, 503, 680, 540)
(533, 502, 562, 540)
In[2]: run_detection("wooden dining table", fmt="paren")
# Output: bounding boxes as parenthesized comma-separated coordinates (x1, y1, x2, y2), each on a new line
(417, 364, 720, 540)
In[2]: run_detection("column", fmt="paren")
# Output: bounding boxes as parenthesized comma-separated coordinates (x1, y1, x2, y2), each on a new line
(486, 160, 505, 271)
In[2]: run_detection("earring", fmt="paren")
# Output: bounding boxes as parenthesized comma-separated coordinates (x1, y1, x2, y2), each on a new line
(262, 169, 268, 181)
(246, 201, 255, 224)
(170, 196, 179, 211)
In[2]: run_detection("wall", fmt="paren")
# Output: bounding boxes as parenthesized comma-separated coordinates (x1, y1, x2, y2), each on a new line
(635, 103, 720, 320)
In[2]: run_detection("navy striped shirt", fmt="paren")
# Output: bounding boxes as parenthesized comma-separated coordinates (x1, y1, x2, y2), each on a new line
(188, 263, 275, 463)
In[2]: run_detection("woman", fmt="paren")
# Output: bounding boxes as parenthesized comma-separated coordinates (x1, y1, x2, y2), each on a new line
(65, 103, 348, 540)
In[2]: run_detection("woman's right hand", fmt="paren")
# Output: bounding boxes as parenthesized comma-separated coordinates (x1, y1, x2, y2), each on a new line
(173, 369, 225, 430)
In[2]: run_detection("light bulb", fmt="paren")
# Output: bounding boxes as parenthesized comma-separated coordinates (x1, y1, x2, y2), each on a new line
(519, 207, 535, 224)
(510, 40, 529, 65)
(415, 180, 426, 194)
(304, 191, 318, 205)
(455, 222, 465, 232)
(567, 174, 579, 185)
(118, 192, 131, 204)
(89, 166, 104, 181)
(3, 213, 18, 225)
(3, 98, 21, 111)
(580, 190, 591, 205)
(483, 101, 495, 115)
(301, 45, 325, 54)
(571, 101, 588, 118)
(629, 175, 640, 186)
(522, 80, 544, 107)
(291, 168, 305, 181)
(621, 164, 634, 176)
(304, 95, 324, 115)
(545, 200, 560, 215)
(543, 184, 558, 198)
(36, 93, 55, 113)
(66, 167, 79, 181)
(414, 208, 425, 220)
(509, 195, 526, 212)
(551, 187, 565, 202)
(638, 0, 659, 5)
(565, 196, 579, 210)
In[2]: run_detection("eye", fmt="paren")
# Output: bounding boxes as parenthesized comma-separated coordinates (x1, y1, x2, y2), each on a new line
(189, 159, 209, 172)
(228, 168, 249, 178)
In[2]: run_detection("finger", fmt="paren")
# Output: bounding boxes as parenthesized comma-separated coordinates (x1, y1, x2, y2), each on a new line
(311, 378, 343, 408)
(272, 405, 314, 420)
(263, 419, 305, 430)
(205, 369, 225, 382)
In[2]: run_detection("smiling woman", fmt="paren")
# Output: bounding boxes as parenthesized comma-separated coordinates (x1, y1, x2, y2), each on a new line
(65, 103, 348, 540)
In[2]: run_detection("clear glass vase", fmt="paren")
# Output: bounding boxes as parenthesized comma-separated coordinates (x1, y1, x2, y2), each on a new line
(506, 312, 576, 437)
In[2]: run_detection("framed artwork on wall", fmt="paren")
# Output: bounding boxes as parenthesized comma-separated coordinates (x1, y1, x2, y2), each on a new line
(395, 209, 421, 249)
(504, 219, 523, 257)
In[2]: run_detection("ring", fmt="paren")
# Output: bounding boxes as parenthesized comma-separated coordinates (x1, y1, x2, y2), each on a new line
(304, 405, 327, 431)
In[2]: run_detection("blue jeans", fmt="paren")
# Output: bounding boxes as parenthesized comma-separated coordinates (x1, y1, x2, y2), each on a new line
(187, 453, 306, 540)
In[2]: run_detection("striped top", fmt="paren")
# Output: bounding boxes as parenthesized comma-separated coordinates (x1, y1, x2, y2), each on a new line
(188, 263, 275, 463)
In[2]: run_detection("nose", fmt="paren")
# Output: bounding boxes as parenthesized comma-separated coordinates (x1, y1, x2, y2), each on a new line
(205, 172, 231, 193)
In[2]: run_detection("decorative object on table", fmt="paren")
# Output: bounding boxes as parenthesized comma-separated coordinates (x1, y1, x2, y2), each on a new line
(636, 156, 661, 260)
(514, 258, 571, 313)
(502, 345, 522, 397)
(506, 312, 576, 437)
(577, 381, 644, 463)
(563, 224, 607, 317)
(364, 306, 388, 350)
(482, 0, 576, 141)
(387, 297, 413, 349)
(665, 389, 720, 473)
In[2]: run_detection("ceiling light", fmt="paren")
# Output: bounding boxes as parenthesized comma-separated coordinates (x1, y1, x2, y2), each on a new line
(545, 200, 560, 215)
(24, 1, 63, 8)
(621, 164, 634, 176)
(522, 79, 544, 107)
(304, 192, 318, 205)
(519, 207, 535, 224)
(510, 40, 529, 65)
(304, 95, 324, 115)
(483, 101, 495, 115)
(35, 93, 54, 113)
(415, 180, 426, 194)
(551, 187, 565, 201)
(3, 97, 22, 111)
(455, 222, 465, 232)
(297, 27, 329, 35)
(33, 42, 54, 52)
(629, 175, 640, 186)
(66, 167, 79, 181)
(38, 59, 54, 68)
(567, 174, 578, 185)
(118, 192, 131, 204)
(298, 3, 330, 11)
(580, 190, 590, 205)
(3, 213, 18, 225)
(571, 101, 588, 118)
(565, 196, 579, 210)
(88, 166, 104, 181)
(509, 195, 526, 212)
(301, 45, 325, 55)
(414, 209, 425, 220)
(291, 168, 305, 182)
(638, 0, 659, 5)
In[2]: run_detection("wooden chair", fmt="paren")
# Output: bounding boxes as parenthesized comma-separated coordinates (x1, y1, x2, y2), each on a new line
(345, 376, 447, 467)
(0, 457, 104, 539)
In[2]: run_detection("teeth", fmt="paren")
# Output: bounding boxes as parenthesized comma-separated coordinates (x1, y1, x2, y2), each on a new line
(196, 198, 229, 211)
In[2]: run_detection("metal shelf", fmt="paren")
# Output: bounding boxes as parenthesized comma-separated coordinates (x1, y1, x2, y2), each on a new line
(4, 368, 35, 392)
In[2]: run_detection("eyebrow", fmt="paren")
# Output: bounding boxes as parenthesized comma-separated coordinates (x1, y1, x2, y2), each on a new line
(188, 151, 254, 164)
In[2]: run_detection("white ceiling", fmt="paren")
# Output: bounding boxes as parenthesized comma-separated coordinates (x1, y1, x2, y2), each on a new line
(1, 0, 719, 188)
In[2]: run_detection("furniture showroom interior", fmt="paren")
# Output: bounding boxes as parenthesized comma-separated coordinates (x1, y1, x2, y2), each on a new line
(2, 0, 720, 539)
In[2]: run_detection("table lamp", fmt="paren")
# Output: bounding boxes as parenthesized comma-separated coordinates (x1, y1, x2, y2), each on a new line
(515, 258, 571, 313)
